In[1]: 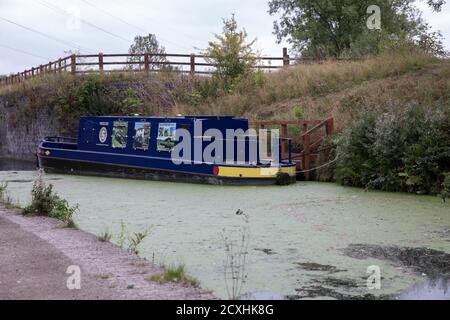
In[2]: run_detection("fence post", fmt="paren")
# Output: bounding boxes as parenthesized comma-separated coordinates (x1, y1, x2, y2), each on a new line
(190, 54, 195, 75)
(325, 117, 334, 136)
(283, 48, 290, 67)
(31, 67, 35, 77)
(39, 64, 44, 76)
(48, 62, 52, 73)
(58, 58, 62, 73)
(98, 52, 104, 75)
(71, 54, 76, 75)
(143, 53, 149, 72)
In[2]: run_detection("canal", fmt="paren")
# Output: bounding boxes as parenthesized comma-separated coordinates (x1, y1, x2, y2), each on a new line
(1, 162, 449, 299)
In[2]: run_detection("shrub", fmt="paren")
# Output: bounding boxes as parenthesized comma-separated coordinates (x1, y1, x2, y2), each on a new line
(336, 113, 377, 187)
(23, 172, 78, 227)
(336, 104, 450, 195)
(23, 177, 58, 216)
(314, 137, 338, 182)
(51, 198, 78, 228)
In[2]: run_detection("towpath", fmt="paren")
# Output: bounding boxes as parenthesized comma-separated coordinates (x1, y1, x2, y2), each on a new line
(0, 206, 214, 300)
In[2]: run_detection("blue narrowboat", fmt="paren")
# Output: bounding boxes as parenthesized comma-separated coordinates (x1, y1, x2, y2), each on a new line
(37, 116, 297, 185)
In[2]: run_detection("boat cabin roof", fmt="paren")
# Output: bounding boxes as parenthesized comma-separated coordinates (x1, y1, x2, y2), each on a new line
(83, 115, 245, 121)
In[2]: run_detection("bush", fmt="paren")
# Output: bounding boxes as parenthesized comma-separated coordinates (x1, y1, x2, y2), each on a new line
(336, 104, 450, 195)
(314, 137, 338, 182)
(23, 178, 58, 216)
(50, 198, 78, 228)
(336, 113, 377, 187)
(23, 172, 78, 227)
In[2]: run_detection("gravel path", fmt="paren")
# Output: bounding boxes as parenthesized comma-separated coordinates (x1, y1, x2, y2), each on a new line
(0, 206, 215, 300)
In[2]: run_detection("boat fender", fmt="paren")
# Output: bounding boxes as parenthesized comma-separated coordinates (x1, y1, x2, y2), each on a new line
(276, 172, 291, 186)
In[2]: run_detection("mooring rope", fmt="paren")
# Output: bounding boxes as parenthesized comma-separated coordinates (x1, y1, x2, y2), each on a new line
(296, 156, 339, 174)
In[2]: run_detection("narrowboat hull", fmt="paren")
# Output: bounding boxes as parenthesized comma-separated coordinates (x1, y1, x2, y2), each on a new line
(38, 156, 297, 186)
(37, 115, 298, 186)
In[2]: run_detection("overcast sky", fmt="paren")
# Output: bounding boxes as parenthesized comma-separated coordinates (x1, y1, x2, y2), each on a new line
(0, 0, 449, 75)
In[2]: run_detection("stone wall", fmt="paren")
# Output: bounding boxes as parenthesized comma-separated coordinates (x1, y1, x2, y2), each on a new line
(0, 76, 183, 161)
(0, 96, 64, 161)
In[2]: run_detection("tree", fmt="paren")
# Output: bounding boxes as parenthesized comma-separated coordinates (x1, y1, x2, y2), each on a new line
(127, 34, 167, 70)
(205, 15, 257, 90)
(268, 0, 446, 58)
(427, 0, 446, 12)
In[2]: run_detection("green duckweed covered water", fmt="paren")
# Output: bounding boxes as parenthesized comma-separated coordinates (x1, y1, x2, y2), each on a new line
(1, 170, 449, 299)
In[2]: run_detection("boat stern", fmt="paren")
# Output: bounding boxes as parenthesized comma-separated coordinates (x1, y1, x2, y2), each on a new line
(213, 163, 297, 185)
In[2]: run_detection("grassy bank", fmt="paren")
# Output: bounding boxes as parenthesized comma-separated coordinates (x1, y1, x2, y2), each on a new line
(1, 49, 443, 131)
(178, 49, 444, 127)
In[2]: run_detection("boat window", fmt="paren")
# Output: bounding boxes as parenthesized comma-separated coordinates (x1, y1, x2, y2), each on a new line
(112, 121, 128, 149)
(157, 123, 177, 152)
(133, 122, 151, 150)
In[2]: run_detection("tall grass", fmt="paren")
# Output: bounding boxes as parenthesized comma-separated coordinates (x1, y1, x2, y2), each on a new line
(146, 263, 200, 287)
(0, 182, 21, 210)
(178, 50, 437, 118)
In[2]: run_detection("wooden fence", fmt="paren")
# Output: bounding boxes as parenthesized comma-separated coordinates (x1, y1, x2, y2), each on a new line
(250, 118, 334, 179)
(0, 48, 301, 86)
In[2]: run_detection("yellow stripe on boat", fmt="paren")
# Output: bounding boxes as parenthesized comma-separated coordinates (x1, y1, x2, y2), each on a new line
(217, 165, 296, 179)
